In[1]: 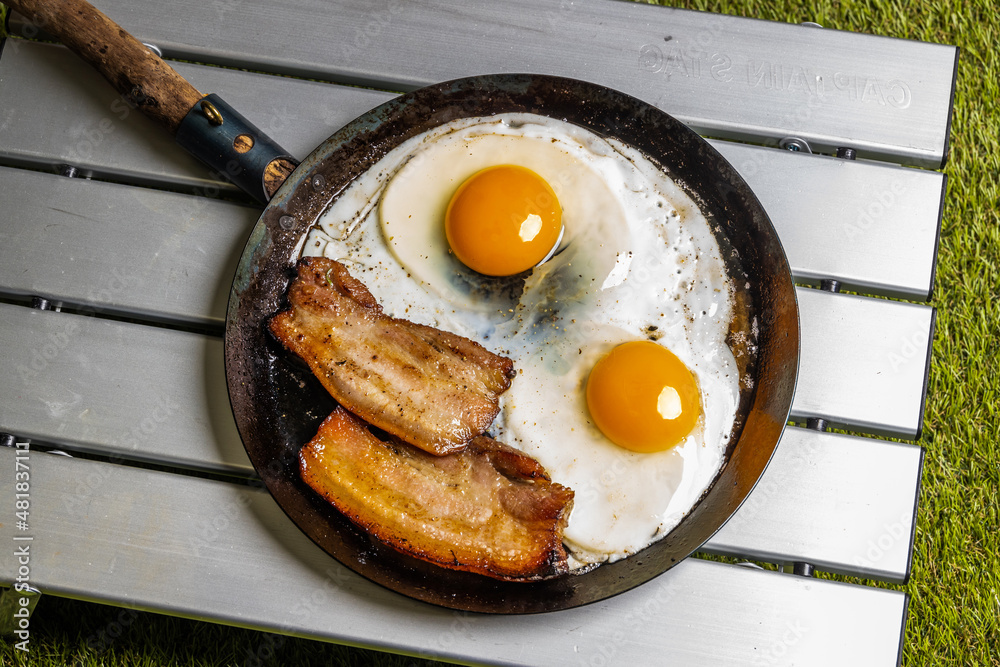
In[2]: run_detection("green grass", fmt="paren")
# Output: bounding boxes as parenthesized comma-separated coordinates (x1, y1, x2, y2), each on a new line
(3, 0, 999, 665)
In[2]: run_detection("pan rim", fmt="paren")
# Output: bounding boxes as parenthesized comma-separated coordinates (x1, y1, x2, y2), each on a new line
(224, 72, 800, 614)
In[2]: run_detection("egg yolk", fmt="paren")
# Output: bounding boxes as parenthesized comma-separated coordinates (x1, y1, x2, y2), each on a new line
(445, 165, 562, 276)
(586, 341, 701, 453)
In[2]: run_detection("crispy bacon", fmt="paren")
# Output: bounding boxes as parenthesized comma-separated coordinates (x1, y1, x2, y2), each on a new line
(269, 257, 515, 456)
(300, 407, 574, 581)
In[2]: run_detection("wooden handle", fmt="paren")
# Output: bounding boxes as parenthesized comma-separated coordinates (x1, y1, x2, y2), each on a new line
(5, 0, 202, 134)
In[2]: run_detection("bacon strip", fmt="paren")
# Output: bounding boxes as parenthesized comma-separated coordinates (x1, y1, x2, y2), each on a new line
(300, 408, 574, 581)
(269, 257, 515, 456)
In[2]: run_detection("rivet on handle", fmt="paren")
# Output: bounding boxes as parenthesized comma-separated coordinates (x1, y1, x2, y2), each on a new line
(200, 99, 224, 126)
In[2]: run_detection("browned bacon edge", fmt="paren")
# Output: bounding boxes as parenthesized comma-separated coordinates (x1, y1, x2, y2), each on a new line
(299, 407, 574, 582)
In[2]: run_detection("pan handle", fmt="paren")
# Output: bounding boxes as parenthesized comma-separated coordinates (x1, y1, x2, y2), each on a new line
(5, 0, 298, 203)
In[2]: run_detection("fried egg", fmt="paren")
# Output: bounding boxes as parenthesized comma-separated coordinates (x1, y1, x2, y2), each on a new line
(301, 113, 741, 569)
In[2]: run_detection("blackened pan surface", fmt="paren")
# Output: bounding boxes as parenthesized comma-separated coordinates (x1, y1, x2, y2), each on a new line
(225, 74, 799, 613)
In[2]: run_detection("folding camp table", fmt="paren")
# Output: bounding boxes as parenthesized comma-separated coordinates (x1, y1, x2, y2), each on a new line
(0, 1, 955, 664)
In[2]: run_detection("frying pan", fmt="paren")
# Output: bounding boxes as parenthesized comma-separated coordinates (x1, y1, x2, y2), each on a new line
(10, 0, 799, 613)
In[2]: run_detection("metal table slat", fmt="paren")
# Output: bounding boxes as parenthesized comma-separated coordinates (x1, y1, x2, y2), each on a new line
(794, 288, 934, 439)
(704, 427, 921, 583)
(0, 168, 258, 326)
(0, 446, 908, 666)
(0, 305, 246, 474)
(8, 0, 956, 166)
(711, 142, 943, 301)
(0, 302, 920, 581)
(0, 41, 944, 301)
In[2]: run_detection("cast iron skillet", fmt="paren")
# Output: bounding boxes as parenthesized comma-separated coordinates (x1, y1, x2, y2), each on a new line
(15, 0, 799, 613)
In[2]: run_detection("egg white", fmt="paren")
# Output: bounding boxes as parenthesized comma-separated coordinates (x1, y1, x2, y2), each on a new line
(301, 113, 740, 569)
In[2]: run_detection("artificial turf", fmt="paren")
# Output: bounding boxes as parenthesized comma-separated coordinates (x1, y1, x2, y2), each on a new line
(2, 0, 998, 665)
